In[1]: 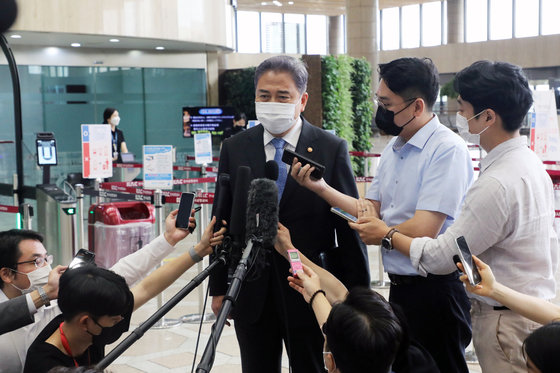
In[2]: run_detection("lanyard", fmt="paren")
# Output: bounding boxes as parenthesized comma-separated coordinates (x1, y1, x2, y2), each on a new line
(112, 130, 118, 145)
(59, 321, 90, 367)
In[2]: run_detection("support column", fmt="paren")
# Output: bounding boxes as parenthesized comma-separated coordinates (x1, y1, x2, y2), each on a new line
(328, 15, 344, 55)
(447, 0, 465, 44)
(346, 0, 379, 93)
(206, 52, 220, 106)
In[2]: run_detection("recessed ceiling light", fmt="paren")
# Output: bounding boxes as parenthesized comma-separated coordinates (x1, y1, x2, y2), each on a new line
(155, 46, 165, 50)
(273, 0, 282, 6)
(288, 1, 294, 4)
(10, 34, 22, 39)
(71, 43, 81, 47)
(109, 38, 120, 43)
(261, 2, 267, 5)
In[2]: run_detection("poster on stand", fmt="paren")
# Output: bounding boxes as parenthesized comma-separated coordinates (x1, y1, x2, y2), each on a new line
(530, 90, 560, 161)
(143, 145, 173, 190)
(81, 124, 112, 179)
(194, 133, 213, 165)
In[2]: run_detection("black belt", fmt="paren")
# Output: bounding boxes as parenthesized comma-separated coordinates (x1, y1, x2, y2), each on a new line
(493, 306, 510, 311)
(388, 272, 460, 286)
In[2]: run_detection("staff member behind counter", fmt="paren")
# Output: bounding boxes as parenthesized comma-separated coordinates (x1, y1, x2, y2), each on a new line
(103, 107, 128, 163)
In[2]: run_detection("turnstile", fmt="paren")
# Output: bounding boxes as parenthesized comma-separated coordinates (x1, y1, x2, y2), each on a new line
(36, 184, 77, 266)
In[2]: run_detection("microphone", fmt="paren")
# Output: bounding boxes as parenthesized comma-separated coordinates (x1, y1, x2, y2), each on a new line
(265, 160, 279, 181)
(246, 178, 278, 246)
(228, 166, 252, 249)
(0, 0, 17, 34)
(244, 178, 278, 281)
(212, 173, 231, 233)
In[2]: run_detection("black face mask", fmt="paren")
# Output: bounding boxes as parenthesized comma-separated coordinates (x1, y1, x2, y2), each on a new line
(375, 99, 416, 136)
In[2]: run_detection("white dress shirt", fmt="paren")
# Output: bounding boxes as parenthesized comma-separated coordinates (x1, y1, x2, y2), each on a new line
(263, 117, 303, 163)
(409, 136, 558, 306)
(0, 234, 175, 372)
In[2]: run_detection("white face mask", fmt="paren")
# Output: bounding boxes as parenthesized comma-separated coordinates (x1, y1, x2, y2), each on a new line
(11, 264, 52, 294)
(183, 115, 190, 122)
(255, 101, 297, 135)
(109, 117, 120, 126)
(455, 111, 489, 145)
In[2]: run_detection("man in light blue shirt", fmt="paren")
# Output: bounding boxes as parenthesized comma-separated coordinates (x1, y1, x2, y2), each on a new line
(290, 58, 473, 373)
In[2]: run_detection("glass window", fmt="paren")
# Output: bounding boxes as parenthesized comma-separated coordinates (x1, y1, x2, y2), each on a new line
(237, 11, 260, 53)
(381, 7, 400, 50)
(422, 1, 442, 46)
(261, 12, 283, 53)
(541, 0, 560, 35)
(466, 0, 488, 42)
(307, 15, 328, 54)
(284, 14, 305, 54)
(443, 0, 448, 44)
(514, 0, 538, 38)
(489, 0, 512, 40)
(401, 5, 420, 48)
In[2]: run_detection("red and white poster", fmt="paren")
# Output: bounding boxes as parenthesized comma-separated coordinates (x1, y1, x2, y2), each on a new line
(82, 124, 112, 179)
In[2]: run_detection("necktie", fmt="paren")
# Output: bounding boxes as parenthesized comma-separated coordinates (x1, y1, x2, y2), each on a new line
(271, 137, 287, 201)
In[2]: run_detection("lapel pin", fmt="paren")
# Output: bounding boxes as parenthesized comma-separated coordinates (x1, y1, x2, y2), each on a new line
(307, 147, 313, 153)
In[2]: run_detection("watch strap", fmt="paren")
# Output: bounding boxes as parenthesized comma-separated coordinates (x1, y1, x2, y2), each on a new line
(37, 286, 51, 307)
(384, 228, 399, 241)
(189, 246, 203, 263)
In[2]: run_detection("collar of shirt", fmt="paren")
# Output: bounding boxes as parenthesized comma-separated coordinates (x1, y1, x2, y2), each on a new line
(479, 136, 527, 173)
(263, 116, 303, 149)
(393, 114, 439, 151)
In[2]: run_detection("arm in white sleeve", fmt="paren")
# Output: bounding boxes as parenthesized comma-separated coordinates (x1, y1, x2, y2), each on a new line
(110, 234, 175, 286)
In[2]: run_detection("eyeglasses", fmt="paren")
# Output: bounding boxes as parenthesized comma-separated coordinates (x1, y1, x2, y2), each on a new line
(16, 255, 53, 268)
(375, 97, 417, 110)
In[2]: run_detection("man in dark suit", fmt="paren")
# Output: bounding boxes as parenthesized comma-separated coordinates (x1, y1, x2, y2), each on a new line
(209, 55, 370, 373)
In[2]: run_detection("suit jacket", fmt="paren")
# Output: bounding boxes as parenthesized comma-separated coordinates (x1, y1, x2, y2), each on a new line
(209, 118, 370, 325)
(0, 293, 34, 335)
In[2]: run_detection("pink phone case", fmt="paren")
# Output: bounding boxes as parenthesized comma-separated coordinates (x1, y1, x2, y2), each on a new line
(287, 249, 303, 275)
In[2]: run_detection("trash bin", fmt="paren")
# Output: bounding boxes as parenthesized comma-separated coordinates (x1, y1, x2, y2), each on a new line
(88, 202, 155, 268)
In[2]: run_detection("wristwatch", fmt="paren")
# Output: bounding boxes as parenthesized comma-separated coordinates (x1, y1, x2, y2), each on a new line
(37, 286, 51, 307)
(381, 228, 399, 251)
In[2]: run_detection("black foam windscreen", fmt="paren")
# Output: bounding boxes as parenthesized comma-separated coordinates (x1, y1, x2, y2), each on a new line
(213, 173, 231, 232)
(0, 0, 17, 34)
(265, 160, 279, 181)
(228, 166, 252, 244)
(245, 178, 278, 247)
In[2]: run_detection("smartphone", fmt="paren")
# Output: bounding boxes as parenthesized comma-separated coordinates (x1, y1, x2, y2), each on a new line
(330, 207, 357, 223)
(176, 192, 196, 229)
(287, 249, 303, 276)
(69, 249, 95, 269)
(281, 148, 325, 180)
(455, 236, 482, 286)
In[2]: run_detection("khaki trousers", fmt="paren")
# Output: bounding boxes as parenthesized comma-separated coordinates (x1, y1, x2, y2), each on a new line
(471, 299, 541, 373)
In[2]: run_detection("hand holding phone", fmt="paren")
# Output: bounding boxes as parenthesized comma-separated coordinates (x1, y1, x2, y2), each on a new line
(455, 236, 481, 286)
(176, 192, 196, 230)
(281, 148, 325, 180)
(287, 249, 304, 276)
(69, 249, 95, 269)
(330, 207, 357, 223)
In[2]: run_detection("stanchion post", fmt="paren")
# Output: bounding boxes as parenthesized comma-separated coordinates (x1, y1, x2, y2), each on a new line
(12, 173, 18, 206)
(75, 184, 85, 249)
(20, 203, 32, 230)
(152, 189, 181, 329)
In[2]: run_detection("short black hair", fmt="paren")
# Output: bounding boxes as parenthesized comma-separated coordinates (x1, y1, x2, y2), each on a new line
(454, 60, 533, 132)
(378, 57, 440, 110)
(254, 56, 308, 94)
(524, 321, 560, 373)
(102, 107, 117, 124)
(234, 112, 247, 122)
(323, 287, 403, 373)
(58, 266, 132, 321)
(0, 229, 44, 289)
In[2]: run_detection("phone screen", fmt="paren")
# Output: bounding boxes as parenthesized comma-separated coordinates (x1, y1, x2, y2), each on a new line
(69, 249, 95, 269)
(330, 207, 357, 223)
(455, 236, 481, 285)
(176, 192, 195, 229)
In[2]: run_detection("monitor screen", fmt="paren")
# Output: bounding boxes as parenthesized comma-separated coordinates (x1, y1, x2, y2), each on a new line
(36, 139, 58, 166)
(182, 106, 235, 137)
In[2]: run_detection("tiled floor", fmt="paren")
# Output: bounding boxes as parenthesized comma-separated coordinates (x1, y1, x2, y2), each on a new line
(104, 236, 483, 372)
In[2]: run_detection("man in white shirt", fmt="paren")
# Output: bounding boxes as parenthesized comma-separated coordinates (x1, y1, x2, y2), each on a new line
(352, 60, 558, 373)
(0, 210, 193, 372)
